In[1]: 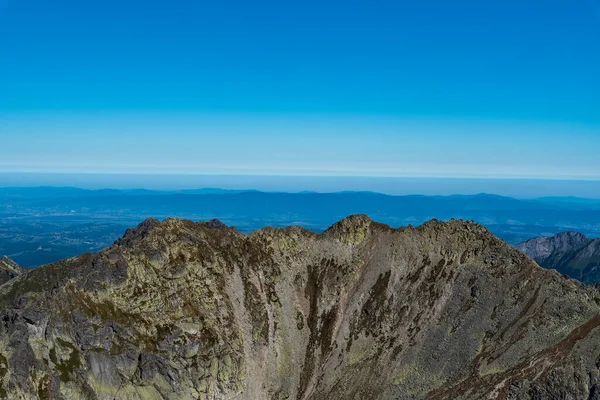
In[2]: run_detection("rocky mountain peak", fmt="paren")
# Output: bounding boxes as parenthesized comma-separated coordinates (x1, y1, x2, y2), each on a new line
(517, 232, 600, 284)
(0, 255, 18, 269)
(515, 231, 591, 263)
(0, 217, 599, 399)
(0, 255, 25, 286)
(114, 217, 161, 246)
(323, 214, 375, 242)
(204, 218, 228, 229)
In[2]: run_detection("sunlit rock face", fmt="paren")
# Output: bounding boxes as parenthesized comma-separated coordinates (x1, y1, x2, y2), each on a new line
(0, 256, 25, 286)
(0, 216, 599, 399)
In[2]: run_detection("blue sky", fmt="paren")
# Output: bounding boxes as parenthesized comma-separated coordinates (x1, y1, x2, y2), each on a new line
(1, 0, 599, 179)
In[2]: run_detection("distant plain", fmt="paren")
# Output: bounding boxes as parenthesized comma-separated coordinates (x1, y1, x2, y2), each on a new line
(2, 184, 599, 268)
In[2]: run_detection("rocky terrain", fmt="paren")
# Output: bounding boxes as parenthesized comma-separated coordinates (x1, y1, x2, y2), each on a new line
(514, 232, 590, 263)
(516, 232, 600, 284)
(1, 216, 600, 399)
(0, 256, 26, 286)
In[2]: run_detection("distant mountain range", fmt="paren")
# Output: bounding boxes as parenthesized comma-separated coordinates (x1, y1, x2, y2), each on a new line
(2, 186, 600, 268)
(516, 232, 600, 284)
(0, 186, 255, 198)
(2, 186, 600, 203)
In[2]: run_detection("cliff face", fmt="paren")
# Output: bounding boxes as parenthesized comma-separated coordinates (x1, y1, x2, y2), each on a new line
(0, 256, 25, 286)
(515, 232, 590, 263)
(0, 216, 600, 399)
(516, 232, 600, 284)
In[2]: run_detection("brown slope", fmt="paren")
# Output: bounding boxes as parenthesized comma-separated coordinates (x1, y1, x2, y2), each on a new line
(0, 216, 598, 399)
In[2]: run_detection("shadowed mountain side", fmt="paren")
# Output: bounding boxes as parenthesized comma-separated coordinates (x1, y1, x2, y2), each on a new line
(0, 216, 599, 399)
(517, 232, 600, 284)
(515, 232, 591, 263)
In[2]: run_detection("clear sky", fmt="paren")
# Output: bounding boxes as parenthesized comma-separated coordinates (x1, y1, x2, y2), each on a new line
(1, 0, 599, 179)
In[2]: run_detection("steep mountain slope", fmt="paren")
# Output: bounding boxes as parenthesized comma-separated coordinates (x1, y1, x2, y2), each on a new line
(0, 256, 26, 285)
(514, 232, 590, 263)
(0, 217, 600, 399)
(516, 233, 600, 284)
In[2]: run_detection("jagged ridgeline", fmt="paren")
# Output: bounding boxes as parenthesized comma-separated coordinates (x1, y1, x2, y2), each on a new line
(516, 232, 600, 285)
(0, 256, 26, 286)
(1, 216, 600, 399)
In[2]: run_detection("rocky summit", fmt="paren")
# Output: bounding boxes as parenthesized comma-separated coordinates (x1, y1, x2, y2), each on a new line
(516, 232, 600, 284)
(0, 256, 26, 286)
(1, 216, 600, 399)
(515, 232, 591, 264)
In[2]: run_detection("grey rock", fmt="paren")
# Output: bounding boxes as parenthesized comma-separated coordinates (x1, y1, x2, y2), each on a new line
(0, 256, 26, 286)
(515, 231, 590, 263)
(516, 232, 600, 284)
(0, 216, 598, 399)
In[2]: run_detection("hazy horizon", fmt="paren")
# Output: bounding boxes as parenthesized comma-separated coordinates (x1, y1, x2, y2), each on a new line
(1, 173, 600, 199)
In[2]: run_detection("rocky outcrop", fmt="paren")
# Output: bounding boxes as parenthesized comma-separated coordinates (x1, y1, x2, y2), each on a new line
(0, 216, 599, 399)
(0, 256, 25, 286)
(515, 232, 590, 263)
(516, 232, 600, 284)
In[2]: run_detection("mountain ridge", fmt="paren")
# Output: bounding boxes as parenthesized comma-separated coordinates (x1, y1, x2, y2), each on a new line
(516, 232, 600, 284)
(4, 187, 600, 270)
(0, 256, 26, 286)
(2, 185, 600, 203)
(0, 216, 599, 398)
(515, 232, 591, 262)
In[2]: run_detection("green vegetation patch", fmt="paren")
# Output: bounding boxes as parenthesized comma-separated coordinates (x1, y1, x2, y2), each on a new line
(0, 353, 7, 398)
(49, 338, 81, 383)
